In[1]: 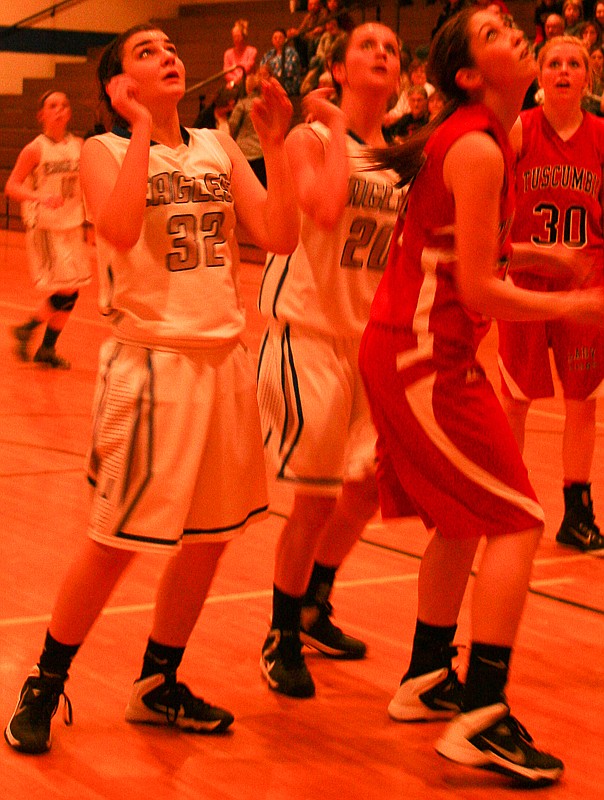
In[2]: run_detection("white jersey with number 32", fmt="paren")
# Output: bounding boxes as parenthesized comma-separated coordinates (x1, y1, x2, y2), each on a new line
(91, 127, 244, 348)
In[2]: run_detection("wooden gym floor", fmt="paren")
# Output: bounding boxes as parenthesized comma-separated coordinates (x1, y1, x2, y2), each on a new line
(0, 229, 602, 799)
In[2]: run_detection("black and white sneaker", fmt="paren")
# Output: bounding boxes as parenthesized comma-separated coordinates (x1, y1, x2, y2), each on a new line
(300, 601, 366, 660)
(260, 629, 315, 698)
(556, 511, 604, 552)
(388, 667, 464, 721)
(436, 703, 564, 784)
(556, 484, 604, 552)
(125, 673, 234, 733)
(4, 666, 72, 754)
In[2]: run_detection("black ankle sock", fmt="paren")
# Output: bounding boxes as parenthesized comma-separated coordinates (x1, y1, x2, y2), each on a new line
(302, 562, 336, 608)
(563, 482, 593, 512)
(42, 326, 61, 349)
(403, 620, 458, 680)
(139, 638, 185, 680)
(38, 630, 80, 680)
(463, 642, 511, 711)
(272, 584, 303, 633)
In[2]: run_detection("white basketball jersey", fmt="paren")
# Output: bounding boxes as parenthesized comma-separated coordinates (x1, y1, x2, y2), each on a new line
(91, 127, 245, 348)
(22, 133, 84, 230)
(258, 122, 403, 338)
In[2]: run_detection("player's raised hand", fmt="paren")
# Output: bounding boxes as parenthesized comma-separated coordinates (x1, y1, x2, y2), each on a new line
(251, 77, 293, 146)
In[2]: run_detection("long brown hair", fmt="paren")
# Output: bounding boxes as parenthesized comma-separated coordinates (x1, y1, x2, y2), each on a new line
(97, 23, 158, 128)
(371, 7, 479, 187)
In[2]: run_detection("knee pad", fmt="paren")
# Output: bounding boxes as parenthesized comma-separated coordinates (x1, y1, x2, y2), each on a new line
(49, 291, 79, 312)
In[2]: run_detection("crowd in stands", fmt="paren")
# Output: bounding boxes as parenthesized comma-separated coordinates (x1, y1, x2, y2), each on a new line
(195, 0, 604, 153)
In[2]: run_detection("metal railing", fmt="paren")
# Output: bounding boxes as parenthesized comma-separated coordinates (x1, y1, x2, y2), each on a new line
(185, 66, 246, 97)
(0, 0, 87, 41)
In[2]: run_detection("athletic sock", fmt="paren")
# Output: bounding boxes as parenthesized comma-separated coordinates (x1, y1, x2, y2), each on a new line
(563, 482, 592, 511)
(272, 584, 303, 634)
(463, 642, 511, 711)
(403, 619, 458, 680)
(38, 629, 80, 680)
(42, 326, 61, 349)
(302, 562, 336, 608)
(139, 638, 185, 680)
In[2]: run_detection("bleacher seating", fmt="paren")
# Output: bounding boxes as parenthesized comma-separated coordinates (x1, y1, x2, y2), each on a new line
(0, 0, 534, 247)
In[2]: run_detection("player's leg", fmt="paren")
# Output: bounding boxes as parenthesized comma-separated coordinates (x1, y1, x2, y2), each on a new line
(300, 346, 378, 660)
(388, 529, 474, 722)
(32, 291, 79, 369)
(300, 473, 378, 659)
(258, 325, 356, 695)
(12, 296, 55, 361)
(123, 342, 266, 731)
(556, 398, 604, 550)
(436, 525, 564, 784)
(551, 319, 604, 550)
(5, 539, 134, 754)
(261, 492, 335, 698)
(500, 396, 531, 453)
(125, 540, 234, 733)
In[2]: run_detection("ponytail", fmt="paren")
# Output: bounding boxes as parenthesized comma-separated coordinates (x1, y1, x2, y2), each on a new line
(368, 6, 478, 186)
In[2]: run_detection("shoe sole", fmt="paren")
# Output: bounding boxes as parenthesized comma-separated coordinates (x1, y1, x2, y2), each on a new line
(124, 708, 233, 733)
(556, 536, 604, 553)
(435, 731, 563, 783)
(299, 631, 366, 660)
(259, 656, 316, 698)
(388, 700, 458, 722)
(33, 360, 71, 370)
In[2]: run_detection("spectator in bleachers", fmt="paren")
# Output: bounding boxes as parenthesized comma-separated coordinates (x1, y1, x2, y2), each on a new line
(595, 0, 604, 35)
(578, 19, 601, 47)
(431, 0, 469, 40)
(583, 43, 604, 114)
(193, 84, 240, 131)
(325, 0, 354, 32)
(223, 19, 258, 89)
(384, 85, 430, 143)
(534, 0, 564, 45)
(523, 13, 566, 110)
(300, 17, 344, 95)
(428, 88, 445, 119)
(261, 29, 302, 96)
(383, 57, 434, 129)
(562, 0, 584, 33)
(287, 0, 329, 70)
(535, 12, 565, 55)
(229, 66, 270, 187)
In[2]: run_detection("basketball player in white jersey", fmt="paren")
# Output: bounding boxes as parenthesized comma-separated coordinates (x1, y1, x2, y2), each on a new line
(5, 23, 298, 755)
(7, 90, 90, 369)
(257, 23, 404, 697)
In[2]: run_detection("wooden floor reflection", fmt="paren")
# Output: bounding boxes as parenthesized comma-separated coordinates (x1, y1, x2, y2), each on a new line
(0, 229, 602, 800)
